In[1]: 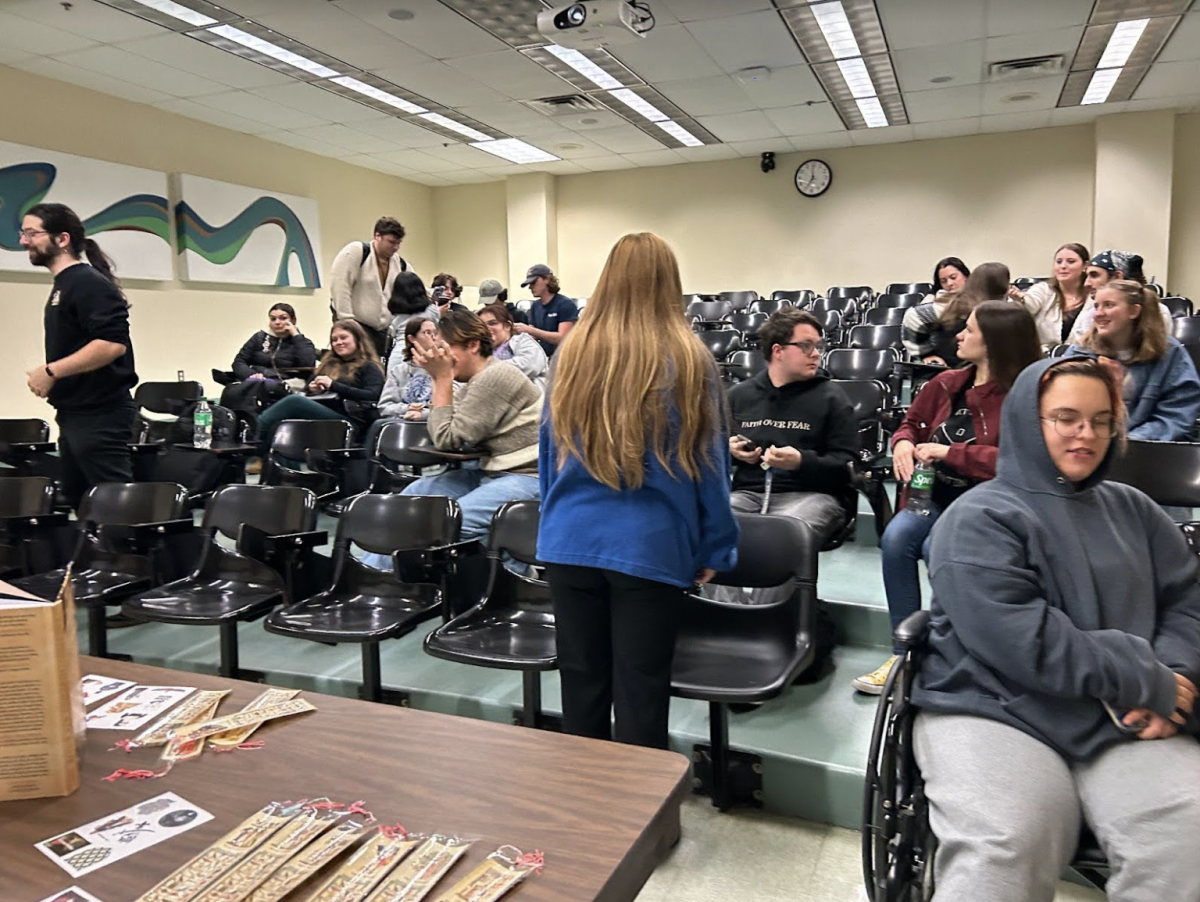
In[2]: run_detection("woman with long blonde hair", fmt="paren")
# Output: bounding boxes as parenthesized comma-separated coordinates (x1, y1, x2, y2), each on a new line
(537, 232, 739, 749)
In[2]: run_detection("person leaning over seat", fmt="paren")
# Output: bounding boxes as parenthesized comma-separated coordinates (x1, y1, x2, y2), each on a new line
(910, 356, 1200, 902)
(727, 307, 857, 549)
(1064, 279, 1200, 442)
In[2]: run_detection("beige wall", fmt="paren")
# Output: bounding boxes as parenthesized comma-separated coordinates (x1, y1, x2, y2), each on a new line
(1170, 114, 1200, 295)
(0, 64, 432, 428)
(432, 181, 508, 293)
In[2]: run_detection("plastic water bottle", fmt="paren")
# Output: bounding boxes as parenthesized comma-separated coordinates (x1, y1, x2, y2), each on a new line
(907, 461, 935, 516)
(193, 400, 213, 449)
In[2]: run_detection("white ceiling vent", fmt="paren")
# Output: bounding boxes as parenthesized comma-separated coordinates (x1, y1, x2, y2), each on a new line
(523, 94, 610, 117)
(987, 55, 1066, 81)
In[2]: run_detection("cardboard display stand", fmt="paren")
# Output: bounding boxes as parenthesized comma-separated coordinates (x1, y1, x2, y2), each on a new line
(0, 574, 83, 802)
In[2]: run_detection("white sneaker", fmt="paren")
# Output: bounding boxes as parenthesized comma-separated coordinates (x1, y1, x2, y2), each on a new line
(852, 655, 899, 695)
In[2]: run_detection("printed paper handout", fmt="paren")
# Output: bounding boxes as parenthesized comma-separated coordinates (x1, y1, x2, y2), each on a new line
(85, 686, 195, 730)
(81, 675, 137, 707)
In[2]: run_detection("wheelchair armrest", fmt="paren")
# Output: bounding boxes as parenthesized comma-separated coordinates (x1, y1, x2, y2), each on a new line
(894, 610, 932, 651)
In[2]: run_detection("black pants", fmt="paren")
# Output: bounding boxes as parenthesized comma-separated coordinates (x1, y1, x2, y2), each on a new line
(56, 400, 135, 509)
(546, 563, 684, 749)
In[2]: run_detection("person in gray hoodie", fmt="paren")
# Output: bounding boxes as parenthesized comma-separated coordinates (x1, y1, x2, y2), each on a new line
(912, 356, 1200, 902)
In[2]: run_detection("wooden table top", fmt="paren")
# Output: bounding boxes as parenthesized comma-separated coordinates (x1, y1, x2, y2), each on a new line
(1, 658, 689, 902)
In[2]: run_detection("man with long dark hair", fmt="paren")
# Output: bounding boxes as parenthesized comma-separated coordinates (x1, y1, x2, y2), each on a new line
(20, 203, 137, 507)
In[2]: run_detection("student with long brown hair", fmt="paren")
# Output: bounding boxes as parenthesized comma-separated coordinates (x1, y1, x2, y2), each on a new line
(1065, 280, 1200, 441)
(255, 319, 384, 451)
(1008, 242, 1090, 344)
(537, 232, 739, 749)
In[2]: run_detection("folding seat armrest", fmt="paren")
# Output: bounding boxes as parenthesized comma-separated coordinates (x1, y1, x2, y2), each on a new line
(0, 511, 70, 535)
(321, 446, 368, 460)
(263, 529, 329, 553)
(9, 441, 57, 454)
(392, 539, 480, 574)
(96, 518, 195, 554)
(894, 610, 932, 651)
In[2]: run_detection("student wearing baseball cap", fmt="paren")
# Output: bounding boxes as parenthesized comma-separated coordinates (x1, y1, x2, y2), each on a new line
(480, 278, 527, 325)
(514, 263, 577, 355)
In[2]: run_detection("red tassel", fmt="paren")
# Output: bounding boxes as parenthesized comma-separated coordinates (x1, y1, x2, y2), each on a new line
(107, 739, 137, 753)
(346, 800, 373, 818)
(378, 822, 408, 840)
(515, 850, 545, 874)
(102, 768, 165, 782)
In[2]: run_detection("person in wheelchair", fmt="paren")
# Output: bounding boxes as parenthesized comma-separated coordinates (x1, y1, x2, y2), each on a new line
(910, 356, 1200, 901)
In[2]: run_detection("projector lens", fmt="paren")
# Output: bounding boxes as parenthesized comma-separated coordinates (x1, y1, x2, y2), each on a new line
(567, 4, 586, 25)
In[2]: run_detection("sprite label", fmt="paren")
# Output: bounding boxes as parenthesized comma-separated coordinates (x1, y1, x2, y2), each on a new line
(910, 468, 935, 491)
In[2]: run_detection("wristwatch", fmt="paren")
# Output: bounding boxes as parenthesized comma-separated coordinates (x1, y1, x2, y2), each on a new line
(44, 365, 56, 379)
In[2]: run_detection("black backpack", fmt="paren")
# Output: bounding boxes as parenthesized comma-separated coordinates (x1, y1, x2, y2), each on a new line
(167, 401, 242, 446)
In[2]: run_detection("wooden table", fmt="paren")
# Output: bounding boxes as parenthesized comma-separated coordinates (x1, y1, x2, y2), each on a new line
(1, 658, 689, 902)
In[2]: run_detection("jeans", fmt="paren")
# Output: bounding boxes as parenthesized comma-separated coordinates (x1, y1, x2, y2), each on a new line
(359, 468, 540, 569)
(255, 393, 349, 454)
(880, 504, 941, 653)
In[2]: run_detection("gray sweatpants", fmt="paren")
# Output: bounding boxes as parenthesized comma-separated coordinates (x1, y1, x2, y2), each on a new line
(729, 489, 846, 547)
(914, 712, 1200, 902)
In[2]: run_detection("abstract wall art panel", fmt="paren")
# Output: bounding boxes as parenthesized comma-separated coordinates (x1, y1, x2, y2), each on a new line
(175, 175, 322, 289)
(0, 140, 172, 280)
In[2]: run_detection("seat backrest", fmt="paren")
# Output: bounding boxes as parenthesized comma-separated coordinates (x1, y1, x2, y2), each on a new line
(749, 299, 790, 315)
(1164, 296, 1193, 318)
(699, 329, 742, 360)
(78, 482, 189, 526)
(825, 348, 893, 383)
(487, 500, 541, 564)
(724, 313, 768, 336)
(771, 290, 801, 303)
(885, 282, 934, 296)
(339, 494, 461, 555)
(1106, 440, 1200, 507)
(848, 324, 902, 351)
(689, 300, 732, 322)
(864, 306, 908, 326)
(827, 285, 873, 300)
(133, 381, 205, 415)
(375, 421, 444, 467)
(723, 350, 766, 382)
(718, 290, 758, 309)
(711, 512, 817, 588)
(831, 379, 888, 422)
(0, 476, 55, 518)
(875, 292, 924, 309)
(818, 309, 843, 331)
(1174, 316, 1200, 345)
(269, 419, 353, 461)
(0, 418, 51, 447)
(203, 485, 317, 539)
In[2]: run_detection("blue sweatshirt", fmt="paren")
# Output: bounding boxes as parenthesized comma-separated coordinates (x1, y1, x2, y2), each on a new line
(1064, 337, 1200, 441)
(537, 369, 739, 588)
(914, 357, 1200, 760)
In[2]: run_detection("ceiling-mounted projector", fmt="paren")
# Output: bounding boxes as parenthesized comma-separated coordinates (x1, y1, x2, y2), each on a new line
(536, 2, 652, 50)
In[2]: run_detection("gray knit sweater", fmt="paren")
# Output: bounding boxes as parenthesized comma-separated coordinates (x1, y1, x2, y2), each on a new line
(427, 359, 541, 474)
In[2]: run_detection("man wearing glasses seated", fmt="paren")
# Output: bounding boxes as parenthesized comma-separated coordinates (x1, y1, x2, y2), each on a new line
(727, 308, 857, 547)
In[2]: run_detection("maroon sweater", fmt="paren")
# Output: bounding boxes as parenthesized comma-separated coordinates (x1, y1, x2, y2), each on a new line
(892, 365, 1006, 483)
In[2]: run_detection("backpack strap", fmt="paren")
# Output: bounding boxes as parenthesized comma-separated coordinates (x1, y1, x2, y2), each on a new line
(360, 241, 371, 266)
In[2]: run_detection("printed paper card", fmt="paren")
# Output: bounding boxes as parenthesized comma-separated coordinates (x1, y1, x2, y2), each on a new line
(81, 675, 137, 707)
(36, 888, 107, 902)
(85, 686, 196, 730)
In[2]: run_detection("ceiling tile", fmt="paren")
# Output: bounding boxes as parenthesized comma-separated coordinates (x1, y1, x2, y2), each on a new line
(250, 3, 428, 71)
(369, 59, 509, 107)
(54, 45, 230, 99)
(695, 110, 783, 143)
(572, 124, 663, 154)
(0, 47, 33, 65)
(443, 51, 572, 101)
(912, 118, 983, 140)
(657, 75, 751, 117)
(894, 41, 985, 92)
(457, 101, 555, 133)
(978, 110, 1053, 133)
(444, 170, 501, 183)
(657, 0, 774, 23)
(1135, 59, 1200, 99)
(373, 148, 462, 173)
(337, 0, 511, 59)
(1123, 92, 1200, 112)
(252, 83, 389, 123)
(726, 137, 796, 156)
(116, 34, 296, 89)
(1047, 106, 1102, 127)
(354, 156, 421, 176)
(0, 11, 99, 55)
(191, 91, 331, 129)
(621, 149, 687, 167)
(6, 0, 165, 43)
(576, 156, 640, 172)
(522, 159, 591, 175)
(673, 144, 739, 162)
(606, 25, 723, 83)
(537, 135, 621, 160)
(984, 26, 1084, 66)
(981, 75, 1065, 114)
(685, 10, 807, 72)
(510, 109, 631, 136)
(10, 56, 171, 104)
(1158, 13, 1200, 63)
(790, 132, 855, 151)
(353, 116, 449, 148)
(477, 164, 527, 178)
(421, 143, 502, 168)
(984, 0, 1094, 37)
(737, 64, 826, 109)
(263, 130, 351, 156)
(877, 0, 985, 51)
(850, 124, 915, 145)
(764, 103, 846, 136)
(405, 173, 455, 186)
(904, 84, 984, 123)
(153, 97, 276, 134)
(291, 123, 400, 154)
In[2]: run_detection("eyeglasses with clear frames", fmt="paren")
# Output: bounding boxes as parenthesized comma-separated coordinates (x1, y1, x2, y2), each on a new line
(1041, 413, 1117, 439)
(782, 340, 827, 356)
(18, 228, 50, 240)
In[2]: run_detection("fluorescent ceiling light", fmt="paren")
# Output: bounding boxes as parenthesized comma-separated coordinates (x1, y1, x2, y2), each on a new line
(1097, 18, 1149, 69)
(470, 138, 560, 164)
(128, 0, 216, 26)
(837, 58, 876, 100)
(655, 120, 703, 147)
(419, 112, 491, 141)
(545, 45, 623, 90)
(856, 96, 888, 128)
(810, 1, 860, 59)
(208, 25, 339, 78)
(1081, 67, 1122, 105)
(330, 76, 426, 114)
(609, 88, 667, 122)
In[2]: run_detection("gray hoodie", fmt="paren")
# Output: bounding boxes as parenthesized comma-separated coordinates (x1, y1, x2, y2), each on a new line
(914, 357, 1200, 760)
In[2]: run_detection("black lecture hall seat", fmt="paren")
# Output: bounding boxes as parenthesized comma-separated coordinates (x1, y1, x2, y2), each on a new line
(847, 324, 903, 352)
(723, 312, 768, 340)
(884, 282, 934, 296)
(749, 299, 793, 315)
(9, 482, 190, 658)
(265, 494, 467, 703)
(718, 290, 758, 310)
(827, 285, 874, 301)
(687, 299, 734, 325)
(722, 350, 766, 384)
(1164, 296, 1194, 318)
(0, 476, 58, 580)
(1105, 440, 1200, 509)
(261, 418, 354, 505)
(825, 348, 894, 384)
(698, 328, 743, 361)
(672, 511, 819, 811)
(864, 306, 908, 327)
(873, 292, 925, 310)
(423, 500, 555, 728)
(122, 484, 324, 678)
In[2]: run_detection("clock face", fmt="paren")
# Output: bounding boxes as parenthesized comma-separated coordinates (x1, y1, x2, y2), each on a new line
(795, 159, 832, 197)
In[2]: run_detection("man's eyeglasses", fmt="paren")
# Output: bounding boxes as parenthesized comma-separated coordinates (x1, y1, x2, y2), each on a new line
(1041, 413, 1117, 439)
(18, 228, 50, 239)
(781, 340, 827, 356)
